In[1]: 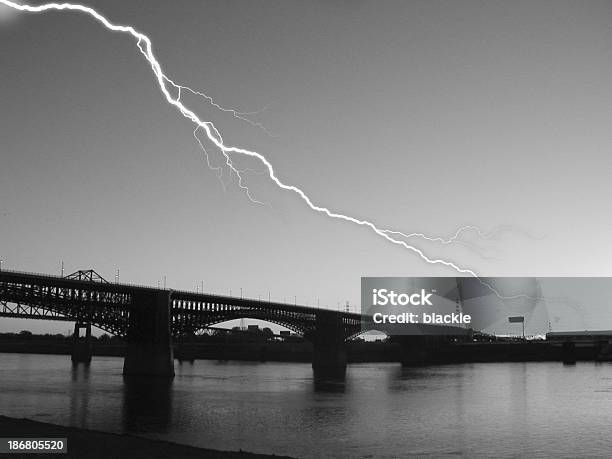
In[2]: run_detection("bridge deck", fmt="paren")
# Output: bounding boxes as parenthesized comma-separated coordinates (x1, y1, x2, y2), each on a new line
(0, 269, 361, 319)
(0, 269, 366, 339)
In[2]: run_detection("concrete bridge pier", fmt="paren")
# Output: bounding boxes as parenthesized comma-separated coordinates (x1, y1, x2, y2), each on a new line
(562, 341, 576, 365)
(312, 311, 347, 378)
(123, 290, 175, 377)
(71, 321, 92, 364)
(174, 339, 196, 363)
(396, 335, 446, 366)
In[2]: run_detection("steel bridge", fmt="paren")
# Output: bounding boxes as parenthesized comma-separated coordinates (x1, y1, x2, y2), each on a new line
(0, 269, 363, 339)
(0, 269, 367, 377)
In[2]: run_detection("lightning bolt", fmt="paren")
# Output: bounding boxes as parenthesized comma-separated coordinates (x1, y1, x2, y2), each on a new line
(382, 225, 523, 245)
(381, 224, 544, 260)
(172, 79, 277, 138)
(173, 59, 269, 205)
(1, 0, 501, 281)
(192, 121, 271, 207)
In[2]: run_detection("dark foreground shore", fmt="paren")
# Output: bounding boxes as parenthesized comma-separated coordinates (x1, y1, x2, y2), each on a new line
(0, 416, 293, 458)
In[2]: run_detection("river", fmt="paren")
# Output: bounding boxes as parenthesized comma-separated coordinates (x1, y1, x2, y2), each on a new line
(1, 353, 611, 457)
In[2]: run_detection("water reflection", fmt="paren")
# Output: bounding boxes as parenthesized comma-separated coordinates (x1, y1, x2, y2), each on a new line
(3, 355, 612, 458)
(121, 377, 173, 433)
(69, 363, 90, 428)
(313, 375, 347, 393)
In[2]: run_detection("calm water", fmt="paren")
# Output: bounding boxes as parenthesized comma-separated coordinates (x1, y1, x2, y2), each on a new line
(1, 353, 612, 457)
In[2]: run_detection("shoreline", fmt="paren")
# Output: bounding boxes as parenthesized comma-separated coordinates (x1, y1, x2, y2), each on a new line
(0, 340, 399, 363)
(0, 339, 608, 365)
(0, 415, 294, 458)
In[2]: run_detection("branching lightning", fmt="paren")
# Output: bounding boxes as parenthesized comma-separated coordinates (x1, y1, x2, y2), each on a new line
(1, 0, 528, 285)
(381, 225, 544, 259)
(171, 78, 277, 138)
(382, 225, 511, 245)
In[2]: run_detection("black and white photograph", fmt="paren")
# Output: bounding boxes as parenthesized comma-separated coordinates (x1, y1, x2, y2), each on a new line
(2, 0, 612, 457)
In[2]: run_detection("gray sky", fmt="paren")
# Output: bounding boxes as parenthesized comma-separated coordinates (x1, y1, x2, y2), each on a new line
(2, 0, 612, 334)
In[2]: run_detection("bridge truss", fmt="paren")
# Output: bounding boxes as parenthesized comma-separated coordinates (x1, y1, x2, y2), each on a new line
(0, 269, 365, 341)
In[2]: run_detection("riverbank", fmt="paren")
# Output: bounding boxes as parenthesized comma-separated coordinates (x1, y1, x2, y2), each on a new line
(0, 415, 293, 458)
(0, 339, 399, 363)
(1, 336, 609, 364)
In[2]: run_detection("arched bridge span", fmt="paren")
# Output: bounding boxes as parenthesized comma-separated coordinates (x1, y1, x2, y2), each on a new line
(0, 269, 368, 377)
(0, 270, 365, 340)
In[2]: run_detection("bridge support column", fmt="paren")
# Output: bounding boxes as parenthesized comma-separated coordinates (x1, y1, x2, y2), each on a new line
(396, 335, 445, 366)
(562, 341, 576, 365)
(71, 322, 92, 364)
(312, 311, 347, 378)
(174, 336, 196, 363)
(123, 290, 175, 377)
